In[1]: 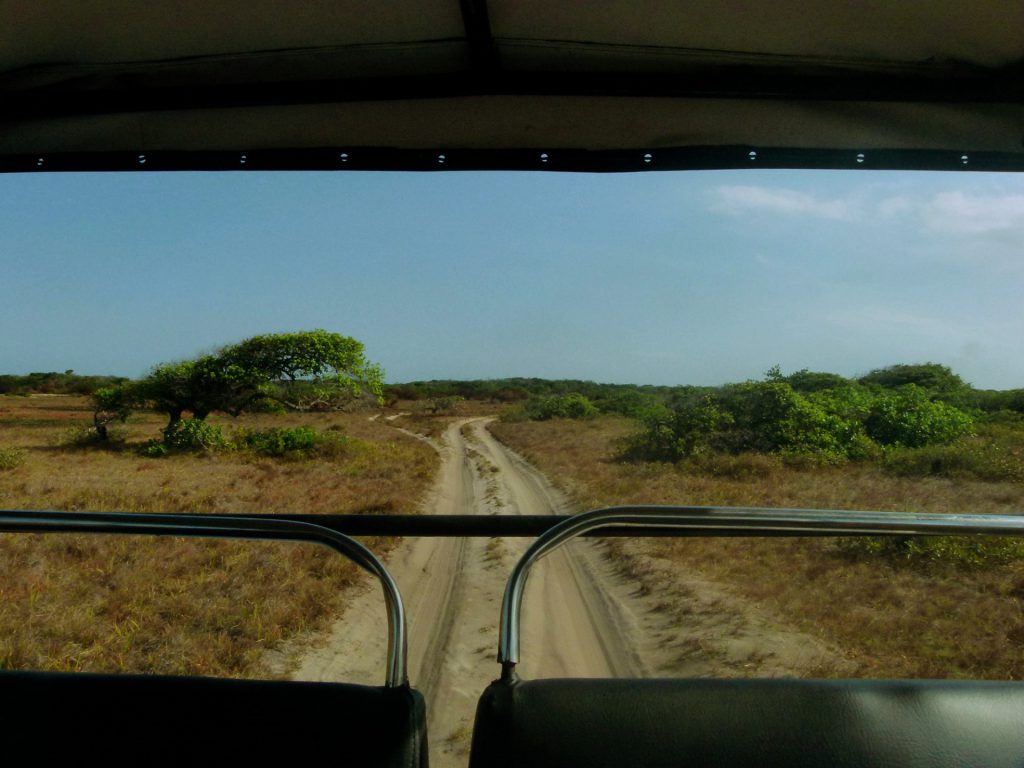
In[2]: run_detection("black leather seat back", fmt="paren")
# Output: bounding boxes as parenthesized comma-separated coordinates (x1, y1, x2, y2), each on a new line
(469, 677, 1024, 768)
(1, 670, 428, 766)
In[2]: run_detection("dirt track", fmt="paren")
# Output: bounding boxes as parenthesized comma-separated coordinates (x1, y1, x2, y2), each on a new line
(291, 417, 849, 767)
(292, 418, 648, 764)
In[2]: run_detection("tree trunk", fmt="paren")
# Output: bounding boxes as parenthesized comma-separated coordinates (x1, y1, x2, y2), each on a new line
(164, 409, 183, 439)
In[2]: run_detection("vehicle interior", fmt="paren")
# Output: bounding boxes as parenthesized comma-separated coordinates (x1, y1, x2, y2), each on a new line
(3, 2, 1024, 766)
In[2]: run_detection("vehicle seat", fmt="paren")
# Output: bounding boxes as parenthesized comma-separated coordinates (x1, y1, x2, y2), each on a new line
(1, 670, 427, 766)
(0, 513, 427, 767)
(469, 676, 1024, 768)
(471, 509, 1024, 768)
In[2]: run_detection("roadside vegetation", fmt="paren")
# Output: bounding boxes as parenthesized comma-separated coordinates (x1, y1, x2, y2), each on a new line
(489, 416, 1024, 678)
(5, 358, 1023, 680)
(0, 349, 435, 678)
(488, 363, 1024, 680)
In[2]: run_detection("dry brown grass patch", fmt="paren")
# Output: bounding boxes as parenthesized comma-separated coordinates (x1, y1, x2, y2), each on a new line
(0, 395, 438, 678)
(490, 416, 1024, 680)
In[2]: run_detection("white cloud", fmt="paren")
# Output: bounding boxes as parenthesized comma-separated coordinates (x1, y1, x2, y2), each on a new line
(919, 191, 1024, 236)
(709, 185, 855, 220)
(876, 195, 914, 217)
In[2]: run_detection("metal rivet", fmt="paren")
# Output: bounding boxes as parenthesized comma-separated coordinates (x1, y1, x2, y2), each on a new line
(339, 152, 348, 163)
(856, 152, 865, 164)
(239, 154, 247, 165)
(437, 153, 446, 164)
(36, 157, 44, 167)
(960, 154, 969, 165)
(643, 153, 653, 164)
(138, 154, 147, 165)
(748, 150, 757, 161)
(540, 152, 549, 163)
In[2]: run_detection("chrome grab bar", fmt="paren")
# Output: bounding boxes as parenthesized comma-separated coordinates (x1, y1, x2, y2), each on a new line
(496, 505, 1024, 678)
(0, 511, 408, 688)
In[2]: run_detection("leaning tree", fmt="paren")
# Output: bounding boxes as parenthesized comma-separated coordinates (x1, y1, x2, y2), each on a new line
(92, 330, 384, 438)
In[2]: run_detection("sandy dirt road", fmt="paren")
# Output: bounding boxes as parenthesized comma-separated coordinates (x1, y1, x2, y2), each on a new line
(291, 417, 849, 767)
(292, 418, 649, 765)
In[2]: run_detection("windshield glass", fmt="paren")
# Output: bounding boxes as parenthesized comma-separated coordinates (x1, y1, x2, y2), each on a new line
(2, 169, 1022, 702)
(4, 170, 1023, 387)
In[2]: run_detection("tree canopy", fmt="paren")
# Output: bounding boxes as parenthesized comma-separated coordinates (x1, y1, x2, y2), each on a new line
(93, 330, 384, 437)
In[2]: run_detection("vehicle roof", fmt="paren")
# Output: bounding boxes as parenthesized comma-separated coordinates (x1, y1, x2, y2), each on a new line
(3, 2, 1023, 172)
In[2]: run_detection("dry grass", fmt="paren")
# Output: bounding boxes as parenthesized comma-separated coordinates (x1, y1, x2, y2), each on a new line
(490, 417, 1024, 680)
(0, 396, 438, 677)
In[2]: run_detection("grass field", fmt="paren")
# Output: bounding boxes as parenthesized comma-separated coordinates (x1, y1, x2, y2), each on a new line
(0, 395, 438, 677)
(490, 416, 1024, 680)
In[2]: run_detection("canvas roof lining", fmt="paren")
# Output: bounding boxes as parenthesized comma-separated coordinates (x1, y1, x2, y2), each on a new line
(3, 1, 1024, 171)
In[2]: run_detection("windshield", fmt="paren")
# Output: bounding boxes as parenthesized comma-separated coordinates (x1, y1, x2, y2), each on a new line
(2, 169, 1022, 729)
(5, 170, 1023, 386)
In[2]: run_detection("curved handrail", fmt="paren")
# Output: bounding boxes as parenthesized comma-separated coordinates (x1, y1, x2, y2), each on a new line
(0, 511, 408, 688)
(496, 505, 1024, 678)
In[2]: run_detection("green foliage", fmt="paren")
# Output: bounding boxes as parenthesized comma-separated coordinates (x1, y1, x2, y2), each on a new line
(634, 381, 865, 462)
(628, 370, 975, 465)
(390, 377, 678, 408)
(859, 363, 970, 404)
(864, 385, 973, 447)
(225, 329, 385, 411)
(961, 388, 1024, 415)
(91, 330, 384, 440)
(630, 396, 730, 461)
(0, 371, 127, 396)
(140, 440, 170, 458)
(0, 447, 25, 470)
(162, 418, 229, 452)
(592, 390, 663, 418)
(784, 368, 851, 393)
(91, 385, 136, 441)
(723, 381, 853, 456)
(235, 426, 346, 458)
(524, 393, 599, 421)
(502, 393, 600, 423)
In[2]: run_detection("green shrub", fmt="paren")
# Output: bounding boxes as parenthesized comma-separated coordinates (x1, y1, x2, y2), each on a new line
(632, 383, 863, 462)
(625, 369, 989, 467)
(522, 393, 599, 421)
(235, 426, 347, 458)
(594, 390, 663, 418)
(141, 440, 170, 458)
(859, 363, 970, 404)
(727, 381, 851, 455)
(629, 397, 730, 461)
(864, 385, 974, 447)
(0, 447, 25, 470)
(163, 418, 229, 452)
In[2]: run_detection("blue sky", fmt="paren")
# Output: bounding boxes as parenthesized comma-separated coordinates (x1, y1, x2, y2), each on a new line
(1, 169, 1022, 389)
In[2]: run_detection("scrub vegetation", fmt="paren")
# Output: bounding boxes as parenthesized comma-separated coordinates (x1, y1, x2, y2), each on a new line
(0, 395, 437, 677)
(405, 363, 1024, 485)
(490, 410, 1024, 679)
(3, 360, 1023, 680)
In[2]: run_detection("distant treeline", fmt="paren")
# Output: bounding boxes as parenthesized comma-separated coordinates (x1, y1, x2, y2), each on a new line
(0, 371, 128, 396)
(386, 378, 676, 416)
(387, 366, 1024, 419)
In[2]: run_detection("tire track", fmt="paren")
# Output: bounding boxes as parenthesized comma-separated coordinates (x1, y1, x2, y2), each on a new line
(291, 417, 646, 768)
